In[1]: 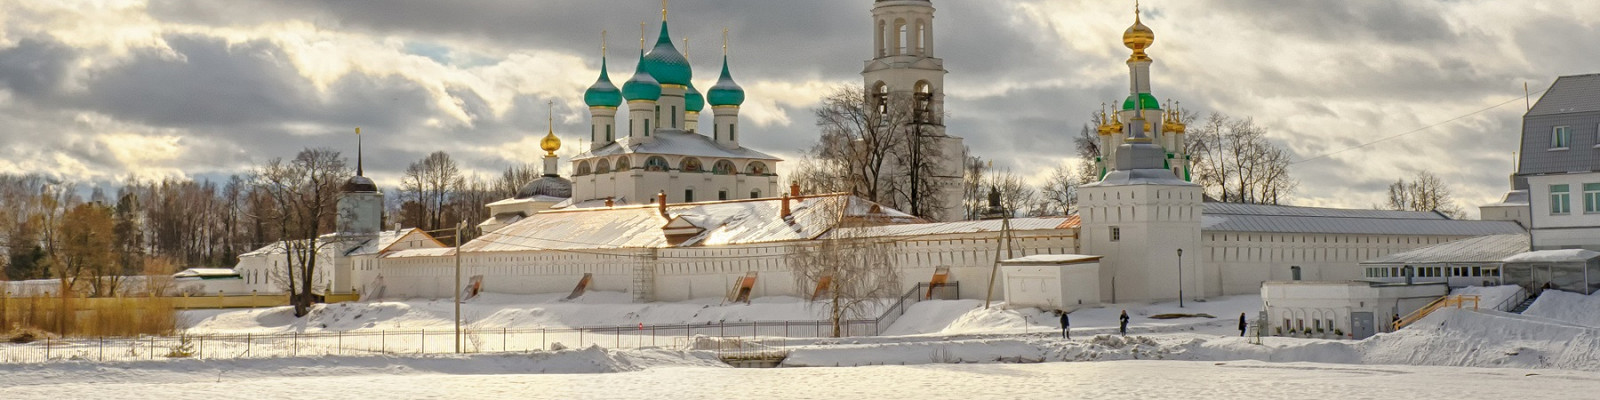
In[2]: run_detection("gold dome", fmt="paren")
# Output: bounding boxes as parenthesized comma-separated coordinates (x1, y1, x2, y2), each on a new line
(540, 130, 562, 156)
(1122, 4, 1155, 62)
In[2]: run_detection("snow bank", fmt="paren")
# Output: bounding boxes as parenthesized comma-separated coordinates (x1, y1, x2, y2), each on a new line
(1451, 285, 1523, 310)
(0, 346, 725, 386)
(1523, 290, 1600, 328)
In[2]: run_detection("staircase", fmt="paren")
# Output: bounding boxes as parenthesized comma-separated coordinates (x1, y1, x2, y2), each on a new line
(1509, 292, 1540, 314)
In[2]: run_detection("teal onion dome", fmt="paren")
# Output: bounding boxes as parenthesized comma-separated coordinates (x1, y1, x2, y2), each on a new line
(685, 82, 705, 113)
(621, 50, 661, 102)
(642, 22, 692, 87)
(584, 57, 623, 108)
(706, 56, 745, 107)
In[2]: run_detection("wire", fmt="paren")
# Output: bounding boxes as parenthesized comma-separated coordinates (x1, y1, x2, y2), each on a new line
(1289, 89, 1545, 166)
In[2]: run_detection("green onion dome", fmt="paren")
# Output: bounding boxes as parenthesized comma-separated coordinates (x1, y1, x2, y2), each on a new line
(706, 56, 744, 107)
(621, 50, 661, 102)
(1122, 93, 1160, 110)
(642, 22, 692, 87)
(685, 82, 705, 113)
(583, 56, 623, 108)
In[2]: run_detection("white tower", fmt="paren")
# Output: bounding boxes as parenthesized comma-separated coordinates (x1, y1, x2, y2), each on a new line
(863, 0, 966, 222)
(622, 26, 661, 143)
(708, 30, 745, 149)
(585, 32, 622, 151)
(337, 128, 384, 238)
(1079, 4, 1204, 303)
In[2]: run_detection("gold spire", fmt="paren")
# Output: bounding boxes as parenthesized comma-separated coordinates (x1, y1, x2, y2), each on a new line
(662, 0, 668, 21)
(1123, 0, 1155, 62)
(683, 38, 690, 58)
(602, 30, 608, 57)
(722, 28, 729, 55)
(640, 22, 647, 51)
(541, 101, 561, 156)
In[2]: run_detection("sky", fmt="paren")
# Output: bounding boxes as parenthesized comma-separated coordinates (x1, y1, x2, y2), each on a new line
(1, 0, 1597, 217)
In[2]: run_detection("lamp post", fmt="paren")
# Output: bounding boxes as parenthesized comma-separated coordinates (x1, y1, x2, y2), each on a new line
(1177, 248, 1184, 308)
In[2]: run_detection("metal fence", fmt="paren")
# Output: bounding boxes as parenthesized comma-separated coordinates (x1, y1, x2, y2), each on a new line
(1, 282, 960, 364)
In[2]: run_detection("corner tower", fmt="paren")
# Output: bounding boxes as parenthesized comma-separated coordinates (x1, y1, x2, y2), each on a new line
(863, 0, 966, 222)
(338, 128, 384, 238)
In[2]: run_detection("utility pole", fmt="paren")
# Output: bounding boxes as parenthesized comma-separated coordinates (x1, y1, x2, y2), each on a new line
(983, 189, 1014, 309)
(454, 221, 464, 354)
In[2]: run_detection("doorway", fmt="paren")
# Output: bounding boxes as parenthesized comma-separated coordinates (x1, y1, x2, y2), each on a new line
(1350, 312, 1375, 339)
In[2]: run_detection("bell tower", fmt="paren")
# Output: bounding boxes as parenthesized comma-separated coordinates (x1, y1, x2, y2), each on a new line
(863, 0, 966, 222)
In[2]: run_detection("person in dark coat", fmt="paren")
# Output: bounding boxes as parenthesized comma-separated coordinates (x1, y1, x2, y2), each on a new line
(1059, 311, 1071, 339)
(1119, 310, 1130, 336)
(1238, 313, 1248, 337)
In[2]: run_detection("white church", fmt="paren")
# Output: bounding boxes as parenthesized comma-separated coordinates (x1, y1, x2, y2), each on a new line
(234, 1, 1533, 312)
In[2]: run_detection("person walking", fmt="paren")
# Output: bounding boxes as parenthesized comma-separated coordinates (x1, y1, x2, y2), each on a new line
(1119, 310, 1130, 336)
(1059, 311, 1071, 339)
(1238, 313, 1248, 337)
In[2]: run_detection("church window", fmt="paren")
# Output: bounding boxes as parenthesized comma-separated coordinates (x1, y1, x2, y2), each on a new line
(645, 119, 651, 136)
(685, 189, 694, 202)
(713, 160, 736, 175)
(914, 81, 934, 123)
(751, 190, 761, 199)
(1584, 183, 1600, 214)
(576, 161, 592, 176)
(719, 190, 729, 201)
(873, 82, 890, 115)
(916, 20, 927, 55)
(1551, 126, 1570, 149)
(746, 162, 768, 175)
(1551, 184, 1570, 215)
(645, 156, 669, 172)
(730, 124, 737, 141)
(596, 159, 610, 174)
(895, 18, 908, 55)
(606, 125, 613, 142)
(681, 158, 704, 172)
(1109, 226, 1121, 242)
(616, 157, 631, 171)
(672, 106, 678, 128)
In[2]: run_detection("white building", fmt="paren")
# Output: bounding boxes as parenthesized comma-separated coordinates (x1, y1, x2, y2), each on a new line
(862, 0, 967, 222)
(1261, 281, 1448, 340)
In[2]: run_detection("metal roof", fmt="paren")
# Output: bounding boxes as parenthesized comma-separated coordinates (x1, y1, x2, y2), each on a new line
(1363, 234, 1529, 264)
(1528, 74, 1600, 116)
(457, 194, 921, 253)
(1002, 254, 1102, 264)
(1201, 203, 1527, 236)
(573, 129, 782, 162)
(1503, 249, 1600, 263)
(825, 216, 1079, 239)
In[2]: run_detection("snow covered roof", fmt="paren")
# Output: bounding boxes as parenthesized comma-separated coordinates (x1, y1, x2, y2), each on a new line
(1363, 234, 1530, 265)
(173, 268, 241, 279)
(1002, 254, 1102, 264)
(458, 193, 920, 253)
(824, 216, 1078, 239)
(573, 129, 781, 162)
(345, 228, 440, 257)
(1201, 203, 1526, 236)
(1083, 169, 1196, 187)
(1503, 249, 1600, 263)
(487, 195, 567, 208)
(1483, 190, 1529, 207)
(385, 248, 457, 258)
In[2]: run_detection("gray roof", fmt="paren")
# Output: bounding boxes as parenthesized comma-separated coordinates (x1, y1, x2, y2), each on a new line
(573, 129, 781, 162)
(1528, 74, 1600, 116)
(1363, 234, 1529, 265)
(1201, 203, 1527, 236)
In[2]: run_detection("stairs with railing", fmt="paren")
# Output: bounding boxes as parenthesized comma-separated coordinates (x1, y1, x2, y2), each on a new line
(1509, 292, 1541, 314)
(1392, 295, 1480, 331)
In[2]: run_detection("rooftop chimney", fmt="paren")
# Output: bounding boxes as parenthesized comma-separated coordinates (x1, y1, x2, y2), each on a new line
(790, 182, 801, 197)
(657, 191, 668, 216)
(781, 193, 792, 221)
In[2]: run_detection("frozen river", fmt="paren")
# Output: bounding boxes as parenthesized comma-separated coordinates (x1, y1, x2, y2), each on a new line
(5, 360, 1594, 399)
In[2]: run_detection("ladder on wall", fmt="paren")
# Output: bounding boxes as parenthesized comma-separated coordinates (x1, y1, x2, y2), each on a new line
(727, 272, 758, 304)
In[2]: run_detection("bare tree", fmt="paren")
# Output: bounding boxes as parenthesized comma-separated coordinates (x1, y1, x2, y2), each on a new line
(58, 203, 115, 296)
(811, 85, 948, 220)
(789, 200, 900, 338)
(1383, 171, 1463, 218)
(1040, 164, 1082, 216)
(1188, 113, 1297, 204)
(493, 163, 542, 199)
(250, 148, 350, 317)
(401, 151, 463, 232)
(986, 168, 1037, 217)
(790, 153, 851, 196)
(961, 156, 987, 220)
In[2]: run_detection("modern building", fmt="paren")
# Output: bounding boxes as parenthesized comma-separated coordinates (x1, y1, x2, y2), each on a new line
(1483, 73, 1600, 251)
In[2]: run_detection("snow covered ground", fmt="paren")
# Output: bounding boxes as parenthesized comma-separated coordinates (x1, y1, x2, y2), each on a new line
(3, 356, 1593, 399)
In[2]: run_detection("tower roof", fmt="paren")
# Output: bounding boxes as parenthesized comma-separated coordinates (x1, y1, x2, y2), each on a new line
(642, 21, 693, 87)
(584, 56, 623, 108)
(1123, 2, 1155, 62)
(622, 50, 662, 101)
(685, 82, 705, 112)
(707, 55, 745, 107)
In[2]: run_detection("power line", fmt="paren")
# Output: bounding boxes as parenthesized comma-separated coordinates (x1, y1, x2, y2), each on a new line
(1289, 89, 1545, 166)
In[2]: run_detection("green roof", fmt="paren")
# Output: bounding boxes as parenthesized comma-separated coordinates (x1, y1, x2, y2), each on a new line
(642, 22, 692, 86)
(707, 55, 744, 107)
(584, 56, 623, 108)
(685, 83, 705, 112)
(1121, 93, 1160, 110)
(622, 50, 661, 101)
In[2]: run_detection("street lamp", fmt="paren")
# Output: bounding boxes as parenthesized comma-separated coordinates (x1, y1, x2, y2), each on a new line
(1177, 248, 1184, 308)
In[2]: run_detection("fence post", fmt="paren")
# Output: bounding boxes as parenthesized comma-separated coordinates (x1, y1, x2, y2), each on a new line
(381, 330, 386, 355)
(246, 333, 251, 358)
(149, 336, 155, 360)
(421, 329, 426, 355)
(338, 331, 343, 355)
(293, 332, 299, 357)
(502, 328, 507, 353)
(616, 327, 621, 348)
(199, 336, 204, 360)
(99, 337, 104, 362)
(45, 337, 50, 360)
(541, 329, 546, 351)
(652, 326, 657, 348)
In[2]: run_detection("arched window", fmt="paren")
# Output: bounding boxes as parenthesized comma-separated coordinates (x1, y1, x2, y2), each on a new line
(645, 156, 669, 172)
(576, 161, 592, 176)
(681, 157, 704, 172)
(595, 159, 611, 174)
(914, 81, 934, 123)
(746, 161, 768, 176)
(919, 19, 931, 55)
(877, 20, 888, 57)
(750, 189, 761, 199)
(873, 82, 889, 115)
(894, 18, 908, 55)
(615, 156, 631, 171)
(713, 160, 736, 175)
(913, 20, 924, 55)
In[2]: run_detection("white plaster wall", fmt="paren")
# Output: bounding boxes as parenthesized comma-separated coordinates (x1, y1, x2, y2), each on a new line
(1079, 183, 1205, 303)
(1206, 232, 1473, 296)
(1528, 172, 1600, 250)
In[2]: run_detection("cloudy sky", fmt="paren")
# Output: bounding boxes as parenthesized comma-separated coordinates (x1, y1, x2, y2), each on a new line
(2, 0, 1597, 216)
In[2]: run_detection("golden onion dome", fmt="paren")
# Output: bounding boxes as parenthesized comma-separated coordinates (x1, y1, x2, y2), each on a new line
(540, 130, 562, 156)
(1123, 5, 1154, 61)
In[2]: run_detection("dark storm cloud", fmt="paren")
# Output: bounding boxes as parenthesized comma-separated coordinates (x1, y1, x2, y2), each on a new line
(0, 37, 76, 98)
(1210, 0, 1457, 44)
